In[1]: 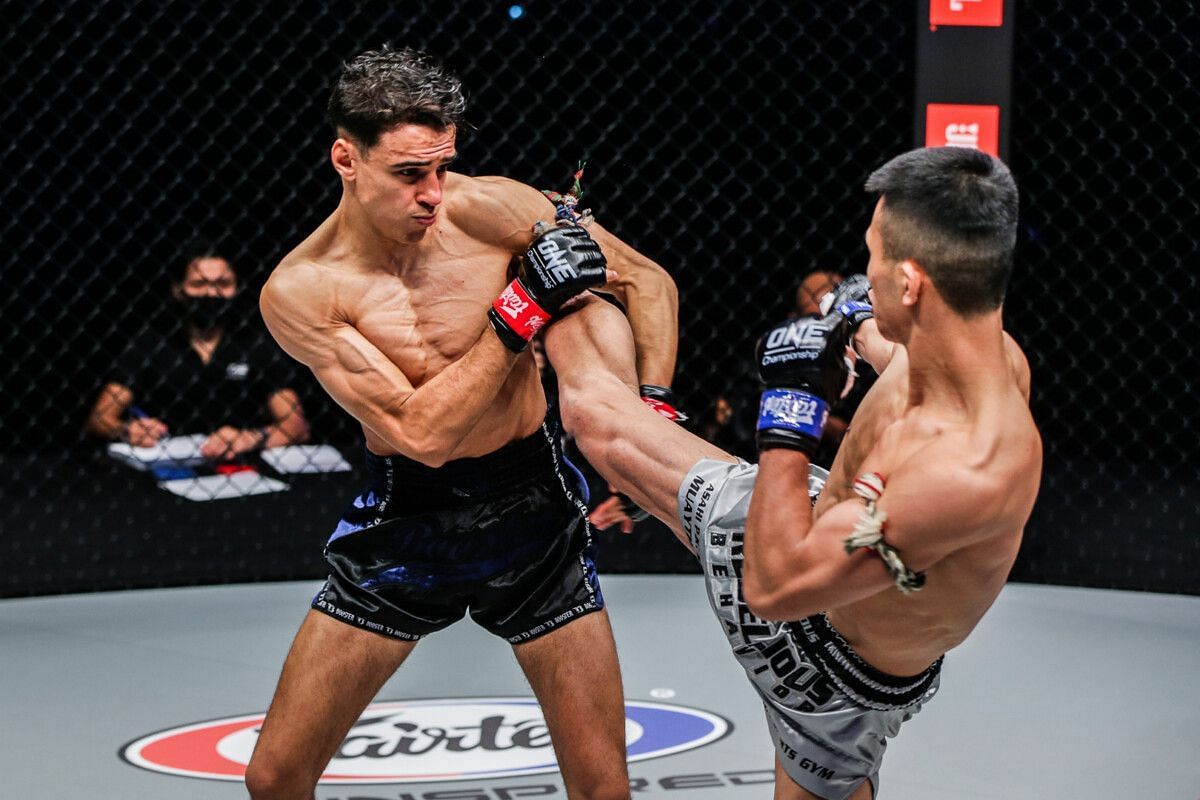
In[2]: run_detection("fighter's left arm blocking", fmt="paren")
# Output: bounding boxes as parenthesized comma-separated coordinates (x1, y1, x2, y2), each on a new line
(589, 223, 679, 387)
(743, 445, 1003, 621)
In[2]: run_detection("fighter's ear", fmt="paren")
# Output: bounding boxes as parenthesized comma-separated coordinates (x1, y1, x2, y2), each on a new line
(331, 137, 358, 181)
(898, 260, 924, 307)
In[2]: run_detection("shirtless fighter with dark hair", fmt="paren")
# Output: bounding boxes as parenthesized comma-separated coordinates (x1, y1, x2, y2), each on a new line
(247, 47, 681, 800)
(543, 146, 1042, 799)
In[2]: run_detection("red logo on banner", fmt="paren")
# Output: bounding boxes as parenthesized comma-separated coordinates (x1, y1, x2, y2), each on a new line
(930, 0, 1004, 28)
(925, 104, 1000, 157)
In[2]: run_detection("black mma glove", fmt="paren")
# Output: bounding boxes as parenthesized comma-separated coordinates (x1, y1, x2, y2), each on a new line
(820, 273, 874, 329)
(489, 223, 608, 352)
(615, 385, 689, 523)
(754, 314, 851, 456)
(819, 272, 874, 372)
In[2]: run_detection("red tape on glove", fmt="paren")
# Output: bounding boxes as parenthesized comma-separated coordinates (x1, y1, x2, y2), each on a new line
(492, 280, 550, 342)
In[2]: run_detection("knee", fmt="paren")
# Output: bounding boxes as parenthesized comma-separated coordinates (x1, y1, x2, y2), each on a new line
(557, 383, 593, 439)
(571, 777, 632, 800)
(245, 755, 315, 800)
(560, 743, 632, 800)
(558, 383, 621, 453)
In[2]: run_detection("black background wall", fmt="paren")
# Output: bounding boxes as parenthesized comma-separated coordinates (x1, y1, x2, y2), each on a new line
(1, 0, 1196, 596)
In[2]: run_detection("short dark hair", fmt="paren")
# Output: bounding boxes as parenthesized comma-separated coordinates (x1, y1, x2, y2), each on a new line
(865, 147, 1018, 315)
(174, 240, 231, 284)
(327, 46, 466, 151)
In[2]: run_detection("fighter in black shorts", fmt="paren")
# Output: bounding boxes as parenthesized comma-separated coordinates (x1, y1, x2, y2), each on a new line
(248, 47, 680, 800)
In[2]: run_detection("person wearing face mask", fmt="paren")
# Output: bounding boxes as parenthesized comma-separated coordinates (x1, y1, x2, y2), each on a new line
(85, 244, 310, 460)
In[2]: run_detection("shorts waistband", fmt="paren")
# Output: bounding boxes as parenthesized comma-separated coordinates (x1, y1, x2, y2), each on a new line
(364, 421, 559, 499)
(793, 613, 942, 711)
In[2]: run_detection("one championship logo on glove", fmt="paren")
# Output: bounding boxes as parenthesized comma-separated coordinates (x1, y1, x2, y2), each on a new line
(760, 321, 828, 367)
(533, 238, 580, 284)
(765, 321, 827, 351)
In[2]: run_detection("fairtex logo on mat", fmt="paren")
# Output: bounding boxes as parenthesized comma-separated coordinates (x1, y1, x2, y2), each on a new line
(120, 697, 731, 783)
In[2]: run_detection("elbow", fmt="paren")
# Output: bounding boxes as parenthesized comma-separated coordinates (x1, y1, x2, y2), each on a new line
(652, 264, 679, 312)
(650, 259, 678, 293)
(372, 403, 454, 467)
(745, 589, 817, 623)
(619, 260, 678, 310)
(742, 569, 819, 622)
(741, 565, 780, 620)
(556, 383, 592, 439)
(417, 452, 449, 469)
(556, 379, 626, 460)
(394, 428, 453, 469)
(743, 581, 789, 622)
(401, 434, 450, 468)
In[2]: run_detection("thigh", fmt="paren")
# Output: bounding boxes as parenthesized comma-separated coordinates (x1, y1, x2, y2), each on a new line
(564, 370, 735, 538)
(512, 610, 628, 790)
(546, 295, 736, 534)
(250, 609, 417, 782)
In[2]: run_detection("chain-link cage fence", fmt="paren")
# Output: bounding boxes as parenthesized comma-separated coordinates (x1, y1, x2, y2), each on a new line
(1005, 2, 1200, 593)
(1, 1, 1195, 596)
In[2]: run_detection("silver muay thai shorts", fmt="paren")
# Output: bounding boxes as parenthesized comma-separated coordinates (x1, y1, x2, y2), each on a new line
(677, 458, 942, 800)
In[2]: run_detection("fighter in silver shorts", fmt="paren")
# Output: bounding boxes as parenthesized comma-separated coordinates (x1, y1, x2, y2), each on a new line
(678, 458, 940, 800)
(545, 147, 1041, 799)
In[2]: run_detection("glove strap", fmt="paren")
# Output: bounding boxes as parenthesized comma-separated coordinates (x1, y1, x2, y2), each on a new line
(837, 300, 874, 328)
(616, 494, 651, 523)
(607, 385, 687, 525)
(639, 384, 689, 423)
(490, 280, 551, 349)
(757, 389, 828, 443)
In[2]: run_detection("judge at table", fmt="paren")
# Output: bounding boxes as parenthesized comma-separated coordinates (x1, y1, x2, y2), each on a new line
(85, 244, 309, 459)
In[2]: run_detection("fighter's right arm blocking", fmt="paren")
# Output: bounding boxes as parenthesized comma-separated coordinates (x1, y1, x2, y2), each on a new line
(260, 267, 519, 468)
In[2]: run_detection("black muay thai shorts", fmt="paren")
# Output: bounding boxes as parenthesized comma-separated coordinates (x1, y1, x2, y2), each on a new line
(313, 420, 601, 644)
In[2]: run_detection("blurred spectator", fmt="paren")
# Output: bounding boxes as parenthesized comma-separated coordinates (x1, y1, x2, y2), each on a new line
(85, 243, 309, 459)
(702, 268, 877, 467)
(792, 268, 841, 318)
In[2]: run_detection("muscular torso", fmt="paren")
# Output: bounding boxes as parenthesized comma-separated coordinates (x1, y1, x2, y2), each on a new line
(272, 174, 548, 459)
(814, 338, 1038, 675)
